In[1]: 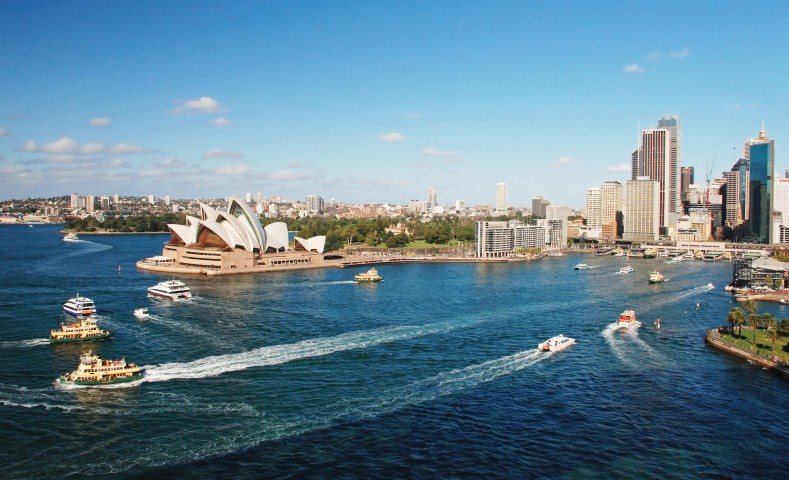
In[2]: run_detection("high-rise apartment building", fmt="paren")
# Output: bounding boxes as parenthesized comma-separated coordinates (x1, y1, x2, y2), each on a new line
(746, 124, 775, 243)
(113, 194, 119, 204)
(475, 221, 545, 258)
(623, 177, 660, 242)
(722, 170, 741, 227)
(165, 195, 170, 206)
(428, 186, 438, 208)
(495, 183, 507, 213)
(585, 187, 602, 230)
(100, 196, 110, 210)
(245, 192, 252, 204)
(85, 195, 95, 213)
(305, 194, 324, 213)
(70, 193, 79, 209)
(531, 196, 550, 218)
(148, 194, 155, 204)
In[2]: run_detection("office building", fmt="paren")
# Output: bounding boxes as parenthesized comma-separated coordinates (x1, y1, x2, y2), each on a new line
(772, 177, 789, 243)
(532, 196, 550, 218)
(631, 147, 642, 180)
(428, 186, 438, 208)
(681, 166, 694, 203)
(722, 170, 741, 227)
(639, 128, 673, 228)
(623, 177, 660, 242)
(657, 115, 681, 218)
(745, 124, 775, 243)
(585, 187, 602, 230)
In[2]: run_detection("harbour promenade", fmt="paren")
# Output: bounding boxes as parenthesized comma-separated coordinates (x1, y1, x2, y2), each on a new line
(706, 328, 789, 378)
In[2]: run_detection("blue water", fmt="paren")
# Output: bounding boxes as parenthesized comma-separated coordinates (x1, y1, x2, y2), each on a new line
(0, 225, 786, 479)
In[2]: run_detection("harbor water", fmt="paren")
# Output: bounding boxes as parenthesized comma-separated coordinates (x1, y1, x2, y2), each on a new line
(0, 225, 787, 479)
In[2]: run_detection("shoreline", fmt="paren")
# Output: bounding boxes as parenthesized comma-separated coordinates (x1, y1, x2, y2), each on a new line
(705, 328, 789, 378)
(62, 230, 170, 235)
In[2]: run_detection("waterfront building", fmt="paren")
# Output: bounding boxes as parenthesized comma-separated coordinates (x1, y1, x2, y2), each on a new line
(531, 196, 550, 218)
(495, 183, 507, 214)
(306, 194, 324, 213)
(745, 124, 775, 243)
(623, 177, 660, 242)
(600, 181, 623, 240)
(475, 221, 545, 258)
(585, 187, 602, 230)
(428, 186, 438, 208)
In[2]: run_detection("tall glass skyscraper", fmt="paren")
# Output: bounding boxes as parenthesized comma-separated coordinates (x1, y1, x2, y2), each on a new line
(746, 125, 774, 243)
(657, 115, 681, 220)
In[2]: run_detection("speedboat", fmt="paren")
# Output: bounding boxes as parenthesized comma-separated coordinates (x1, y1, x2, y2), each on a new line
(706, 283, 714, 290)
(538, 334, 576, 352)
(617, 265, 635, 274)
(617, 310, 638, 327)
(649, 270, 665, 283)
(148, 279, 192, 300)
(63, 232, 80, 242)
(354, 268, 383, 283)
(668, 256, 684, 263)
(63, 294, 96, 317)
(574, 263, 590, 270)
(133, 307, 151, 319)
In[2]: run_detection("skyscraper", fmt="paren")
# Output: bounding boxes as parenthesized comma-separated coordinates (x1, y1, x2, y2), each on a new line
(600, 181, 623, 239)
(585, 187, 602, 230)
(428, 186, 438, 208)
(531, 196, 550, 218)
(623, 177, 660, 242)
(631, 147, 642, 180)
(732, 158, 750, 222)
(746, 124, 775, 243)
(70, 193, 79, 209)
(657, 115, 681, 217)
(640, 128, 673, 228)
(495, 182, 507, 213)
(681, 166, 694, 203)
(722, 170, 741, 227)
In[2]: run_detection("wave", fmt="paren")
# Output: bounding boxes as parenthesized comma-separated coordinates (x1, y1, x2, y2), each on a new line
(601, 321, 662, 367)
(0, 338, 49, 348)
(141, 320, 471, 384)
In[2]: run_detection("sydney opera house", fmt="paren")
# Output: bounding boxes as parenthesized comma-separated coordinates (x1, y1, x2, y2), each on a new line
(138, 196, 336, 274)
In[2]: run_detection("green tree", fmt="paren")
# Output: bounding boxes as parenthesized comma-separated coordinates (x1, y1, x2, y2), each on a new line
(727, 307, 745, 337)
(748, 312, 761, 347)
(763, 313, 777, 334)
(386, 233, 409, 248)
(766, 326, 780, 352)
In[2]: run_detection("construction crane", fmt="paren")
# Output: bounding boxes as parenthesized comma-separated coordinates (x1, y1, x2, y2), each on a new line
(705, 156, 716, 211)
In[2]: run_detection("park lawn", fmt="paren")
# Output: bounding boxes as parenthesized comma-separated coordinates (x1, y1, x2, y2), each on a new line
(404, 239, 462, 249)
(721, 328, 789, 362)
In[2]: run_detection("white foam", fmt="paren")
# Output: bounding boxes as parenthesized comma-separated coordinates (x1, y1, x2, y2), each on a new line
(0, 338, 49, 348)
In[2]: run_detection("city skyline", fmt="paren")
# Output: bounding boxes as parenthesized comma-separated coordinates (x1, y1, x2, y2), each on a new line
(0, 2, 786, 206)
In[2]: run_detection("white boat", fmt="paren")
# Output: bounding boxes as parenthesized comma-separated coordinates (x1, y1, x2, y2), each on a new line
(617, 265, 635, 274)
(613, 252, 626, 257)
(147, 279, 192, 300)
(648, 270, 665, 284)
(63, 232, 80, 242)
(574, 263, 590, 270)
(63, 294, 96, 317)
(133, 307, 151, 319)
(657, 251, 669, 258)
(617, 310, 638, 327)
(668, 256, 684, 263)
(706, 283, 714, 290)
(683, 251, 695, 259)
(538, 334, 576, 352)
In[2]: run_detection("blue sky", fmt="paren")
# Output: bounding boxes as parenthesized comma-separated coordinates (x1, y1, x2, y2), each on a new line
(0, 1, 786, 207)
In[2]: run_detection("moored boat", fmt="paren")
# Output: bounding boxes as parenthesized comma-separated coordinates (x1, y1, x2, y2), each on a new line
(148, 279, 192, 300)
(57, 350, 143, 386)
(649, 270, 665, 284)
(617, 310, 638, 327)
(133, 307, 151, 319)
(63, 294, 96, 317)
(354, 268, 382, 283)
(63, 232, 80, 242)
(538, 334, 576, 352)
(50, 316, 112, 344)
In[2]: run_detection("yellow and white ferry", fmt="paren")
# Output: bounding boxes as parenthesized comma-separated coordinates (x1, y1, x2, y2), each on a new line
(50, 316, 112, 344)
(354, 268, 383, 283)
(57, 350, 143, 386)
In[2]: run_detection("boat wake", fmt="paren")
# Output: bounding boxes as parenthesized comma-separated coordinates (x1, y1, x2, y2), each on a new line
(601, 321, 661, 367)
(141, 320, 471, 384)
(0, 338, 49, 348)
(643, 285, 711, 312)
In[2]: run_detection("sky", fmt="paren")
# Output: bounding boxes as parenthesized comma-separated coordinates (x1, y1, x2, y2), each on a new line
(0, 1, 787, 207)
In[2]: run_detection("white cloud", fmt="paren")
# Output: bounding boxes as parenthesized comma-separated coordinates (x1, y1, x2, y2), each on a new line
(554, 156, 575, 167)
(211, 117, 231, 126)
(623, 64, 644, 74)
(379, 132, 406, 142)
(0, 127, 13, 138)
(420, 147, 456, 158)
(78, 142, 104, 155)
(18, 140, 38, 152)
(103, 158, 129, 168)
(173, 96, 223, 114)
(203, 148, 244, 159)
(668, 47, 691, 59)
(214, 164, 250, 176)
(154, 157, 187, 167)
(47, 154, 75, 163)
(90, 117, 111, 127)
(108, 143, 157, 155)
(43, 137, 79, 154)
(606, 163, 631, 173)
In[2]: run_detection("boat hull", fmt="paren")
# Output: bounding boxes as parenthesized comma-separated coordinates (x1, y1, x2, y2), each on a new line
(62, 307, 96, 317)
(49, 332, 112, 344)
(147, 289, 191, 300)
(58, 373, 143, 386)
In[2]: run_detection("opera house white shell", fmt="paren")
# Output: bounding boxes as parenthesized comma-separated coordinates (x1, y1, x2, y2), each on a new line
(166, 197, 326, 254)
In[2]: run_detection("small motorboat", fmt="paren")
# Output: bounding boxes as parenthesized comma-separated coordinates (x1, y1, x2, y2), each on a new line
(617, 265, 635, 274)
(63, 232, 80, 242)
(133, 308, 151, 319)
(538, 334, 576, 352)
(617, 310, 638, 327)
(706, 283, 714, 290)
(574, 263, 590, 270)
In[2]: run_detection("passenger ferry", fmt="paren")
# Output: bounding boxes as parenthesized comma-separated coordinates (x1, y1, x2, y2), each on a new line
(63, 294, 96, 317)
(148, 279, 192, 300)
(354, 268, 383, 283)
(538, 334, 576, 352)
(617, 265, 635, 274)
(50, 316, 111, 344)
(57, 350, 143, 386)
(617, 310, 638, 326)
(573, 263, 590, 270)
(63, 232, 80, 242)
(648, 270, 665, 284)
